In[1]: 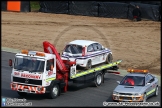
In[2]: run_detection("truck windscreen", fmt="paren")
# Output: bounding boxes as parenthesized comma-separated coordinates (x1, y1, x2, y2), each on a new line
(14, 56, 45, 72)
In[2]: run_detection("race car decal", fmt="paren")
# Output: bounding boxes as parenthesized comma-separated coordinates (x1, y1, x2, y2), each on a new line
(146, 88, 156, 96)
(62, 50, 111, 59)
(46, 77, 56, 82)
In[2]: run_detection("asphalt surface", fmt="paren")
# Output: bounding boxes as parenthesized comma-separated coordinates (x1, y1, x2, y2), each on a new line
(1, 51, 161, 107)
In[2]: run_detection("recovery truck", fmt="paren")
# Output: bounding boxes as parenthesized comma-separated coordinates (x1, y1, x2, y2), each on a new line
(9, 41, 122, 99)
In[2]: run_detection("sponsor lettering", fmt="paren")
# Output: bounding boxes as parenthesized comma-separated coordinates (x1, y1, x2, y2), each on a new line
(14, 72, 20, 76)
(48, 71, 53, 76)
(21, 73, 41, 79)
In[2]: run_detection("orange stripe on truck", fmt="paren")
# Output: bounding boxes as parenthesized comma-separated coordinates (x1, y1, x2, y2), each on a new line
(7, 1, 21, 12)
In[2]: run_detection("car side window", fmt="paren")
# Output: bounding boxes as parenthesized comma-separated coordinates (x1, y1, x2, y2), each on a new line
(87, 44, 94, 52)
(148, 74, 154, 83)
(145, 74, 154, 84)
(145, 75, 150, 84)
(97, 43, 102, 50)
(92, 43, 102, 51)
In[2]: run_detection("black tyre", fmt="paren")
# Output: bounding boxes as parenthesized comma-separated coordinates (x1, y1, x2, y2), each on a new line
(85, 60, 92, 70)
(105, 53, 113, 64)
(94, 72, 103, 87)
(154, 86, 159, 96)
(48, 84, 59, 99)
(17, 91, 27, 96)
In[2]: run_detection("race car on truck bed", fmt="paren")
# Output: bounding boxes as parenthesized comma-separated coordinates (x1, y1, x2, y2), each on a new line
(61, 40, 113, 69)
(9, 41, 122, 99)
(112, 69, 159, 102)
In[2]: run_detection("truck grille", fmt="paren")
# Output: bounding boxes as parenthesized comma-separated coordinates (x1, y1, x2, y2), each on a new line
(13, 76, 42, 85)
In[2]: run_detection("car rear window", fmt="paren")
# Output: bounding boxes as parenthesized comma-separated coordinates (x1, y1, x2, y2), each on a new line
(64, 44, 82, 54)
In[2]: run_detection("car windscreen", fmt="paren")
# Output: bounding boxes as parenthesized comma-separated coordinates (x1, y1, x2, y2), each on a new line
(14, 56, 45, 72)
(120, 76, 145, 86)
(64, 44, 82, 54)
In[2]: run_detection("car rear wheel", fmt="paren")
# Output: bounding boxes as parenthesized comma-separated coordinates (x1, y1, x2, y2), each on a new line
(85, 60, 92, 70)
(105, 53, 113, 64)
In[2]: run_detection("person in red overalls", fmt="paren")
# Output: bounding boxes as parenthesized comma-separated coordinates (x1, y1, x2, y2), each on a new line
(124, 77, 135, 86)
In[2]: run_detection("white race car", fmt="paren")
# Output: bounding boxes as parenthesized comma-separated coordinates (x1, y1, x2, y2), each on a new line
(61, 40, 113, 69)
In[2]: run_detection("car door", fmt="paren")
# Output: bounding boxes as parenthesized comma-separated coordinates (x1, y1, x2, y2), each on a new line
(87, 44, 95, 65)
(92, 43, 102, 64)
(97, 43, 106, 62)
(145, 74, 154, 98)
(147, 74, 157, 96)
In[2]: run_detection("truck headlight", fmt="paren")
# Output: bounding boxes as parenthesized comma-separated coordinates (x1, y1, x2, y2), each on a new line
(113, 91, 119, 95)
(12, 83, 17, 88)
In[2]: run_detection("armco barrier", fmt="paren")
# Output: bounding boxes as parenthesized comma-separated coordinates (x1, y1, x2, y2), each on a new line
(1, 1, 30, 12)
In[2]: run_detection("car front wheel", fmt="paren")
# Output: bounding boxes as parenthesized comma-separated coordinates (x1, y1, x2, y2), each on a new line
(48, 84, 59, 99)
(154, 86, 158, 96)
(142, 93, 147, 102)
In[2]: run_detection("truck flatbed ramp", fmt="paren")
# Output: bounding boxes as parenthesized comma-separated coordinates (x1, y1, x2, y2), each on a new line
(70, 60, 122, 79)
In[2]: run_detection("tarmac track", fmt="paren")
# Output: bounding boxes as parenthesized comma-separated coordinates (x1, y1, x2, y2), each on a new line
(1, 51, 161, 107)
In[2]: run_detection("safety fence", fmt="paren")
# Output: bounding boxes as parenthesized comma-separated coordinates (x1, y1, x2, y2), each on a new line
(1, 1, 161, 21)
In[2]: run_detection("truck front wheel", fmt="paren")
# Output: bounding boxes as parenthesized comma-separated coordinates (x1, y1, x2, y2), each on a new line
(17, 91, 27, 96)
(48, 84, 59, 99)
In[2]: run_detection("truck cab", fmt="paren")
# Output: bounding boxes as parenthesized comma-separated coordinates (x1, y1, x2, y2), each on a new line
(9, 50, 58, 97)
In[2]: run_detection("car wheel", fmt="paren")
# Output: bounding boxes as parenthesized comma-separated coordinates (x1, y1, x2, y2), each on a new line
(17, 91, 27, 96)
(85, 60, 92, 70)
(142, 93, 147, 102)
(94, 72, 103, 87)
(48, 84, 59, 99)
(105, 53, 113, 64)
(154, 86, 158, 96)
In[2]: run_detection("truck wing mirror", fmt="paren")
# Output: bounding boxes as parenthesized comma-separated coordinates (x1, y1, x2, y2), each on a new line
(9, 59, 12, 67)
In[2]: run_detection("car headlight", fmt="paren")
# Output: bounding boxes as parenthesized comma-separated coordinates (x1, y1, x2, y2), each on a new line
(113, 91, 119, 95)
(134, 93, 142, 96)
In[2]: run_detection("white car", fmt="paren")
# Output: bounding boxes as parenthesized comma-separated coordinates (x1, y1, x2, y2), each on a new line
(61, 40, 113, 69)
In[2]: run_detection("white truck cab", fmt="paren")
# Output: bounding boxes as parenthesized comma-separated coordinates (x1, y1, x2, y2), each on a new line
(10, 50, 57, 96)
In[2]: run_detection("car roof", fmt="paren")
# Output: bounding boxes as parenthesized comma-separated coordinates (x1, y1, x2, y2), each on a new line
(126, 73, 148, 77)
(68, 40, 98, 46)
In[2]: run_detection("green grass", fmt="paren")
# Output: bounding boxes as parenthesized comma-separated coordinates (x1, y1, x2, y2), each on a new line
(30, 1, 40, 12)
